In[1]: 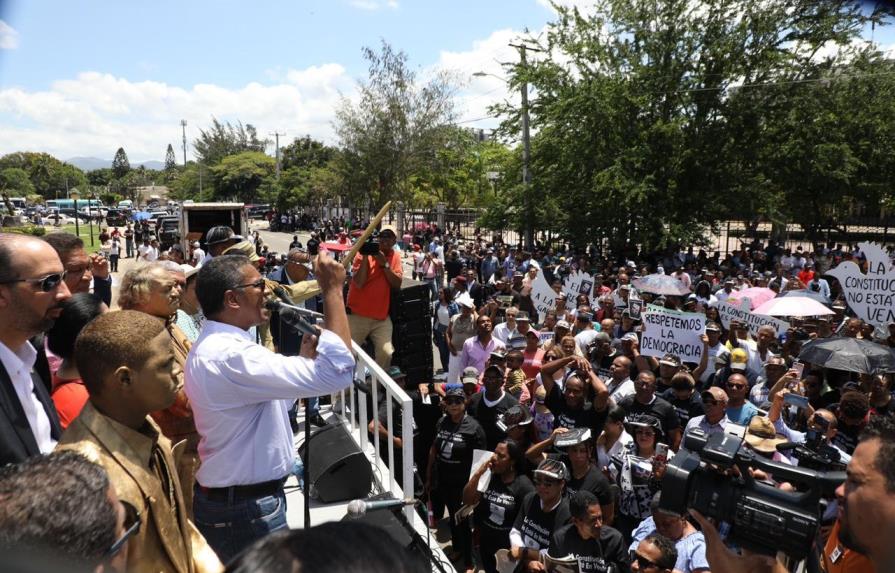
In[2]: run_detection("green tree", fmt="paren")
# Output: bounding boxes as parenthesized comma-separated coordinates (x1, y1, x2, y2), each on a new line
(489, 0, 892, 250)
(334, 40, 459, 208)
(280, 136, 336, 171)
(210, 151, 275, 203)
(165, 144, 177, 171)
(194, 118, 268, 166)
(0, 168, 35, 195)
(112, 147, 130, 179)
(86, 168, 113, 187)
(0, 152, 86, 199)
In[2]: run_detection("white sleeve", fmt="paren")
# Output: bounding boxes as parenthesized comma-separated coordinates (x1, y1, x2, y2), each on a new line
(213, 329, 355, 404)
(509, 528, 525, 549)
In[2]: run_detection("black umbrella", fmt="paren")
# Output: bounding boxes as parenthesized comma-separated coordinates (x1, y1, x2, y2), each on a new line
(798, 336, 895, 374)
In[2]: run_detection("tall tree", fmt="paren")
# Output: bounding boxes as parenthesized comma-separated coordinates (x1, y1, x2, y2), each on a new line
(334, 40, 459, 207)
(165, 144, 177, 171)
(210, 151, 275, 203)
(112, 147, 130, 179)
(0, 168, 35, 196)
(0, 152, 86, 199)
(194, 118, 268, 166)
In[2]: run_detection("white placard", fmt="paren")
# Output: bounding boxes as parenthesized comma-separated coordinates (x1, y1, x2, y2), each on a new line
(827, 242, 895, 329)
(717, 298, 790, 336)
(640, 304, 705, 362)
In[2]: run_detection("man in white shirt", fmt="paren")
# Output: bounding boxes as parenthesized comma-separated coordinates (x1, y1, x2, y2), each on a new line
(492, 306, 519, 344)
(185, 250, 355, 560)
(684, 387, 735, 437)
(190, 241, 206, 267)
(700, 322, 729, 387)
(136, 237, 159, 263)
(0, 234, 69, 465)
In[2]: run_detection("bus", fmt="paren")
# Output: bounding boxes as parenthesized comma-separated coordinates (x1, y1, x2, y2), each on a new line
(45, 198, 104, 211)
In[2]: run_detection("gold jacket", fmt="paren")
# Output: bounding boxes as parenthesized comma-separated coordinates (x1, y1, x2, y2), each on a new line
(57, 402, 222, 573)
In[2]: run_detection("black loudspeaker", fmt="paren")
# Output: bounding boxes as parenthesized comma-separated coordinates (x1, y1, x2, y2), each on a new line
(390, 279, 434, 383)
(298, 423, 373, 503)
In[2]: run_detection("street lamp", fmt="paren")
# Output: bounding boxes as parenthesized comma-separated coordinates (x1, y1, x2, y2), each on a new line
(472, 69, 533, 249)
(70, 189, 80, 238)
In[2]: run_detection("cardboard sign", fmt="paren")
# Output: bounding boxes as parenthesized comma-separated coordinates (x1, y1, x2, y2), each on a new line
(640, 304, 705, 363)
(628, 297, 643, 320)
(531, 272, 561, 323)
(563, 271, 598, 310)
(717, 298, 790, 336)
(827, 242, 895, 329)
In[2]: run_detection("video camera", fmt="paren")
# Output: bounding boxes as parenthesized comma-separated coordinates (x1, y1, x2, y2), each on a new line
(360, 231, 381, 256)
(777, 415, 846, 472)
(660, 428, 845, 560)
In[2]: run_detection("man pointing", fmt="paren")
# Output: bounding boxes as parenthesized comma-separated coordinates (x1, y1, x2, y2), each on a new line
(184, 250, 354, 562)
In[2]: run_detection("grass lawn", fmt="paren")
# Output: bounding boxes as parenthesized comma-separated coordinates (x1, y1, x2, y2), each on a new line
(46, 224, 105, 254)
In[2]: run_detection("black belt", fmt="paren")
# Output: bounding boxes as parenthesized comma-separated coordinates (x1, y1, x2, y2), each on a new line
(197, 478, 286, 501)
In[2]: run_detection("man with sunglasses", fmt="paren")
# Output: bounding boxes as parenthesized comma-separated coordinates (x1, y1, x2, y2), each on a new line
(630, 533, 678, 573)
(683, 387, 732, 437)
(58, 310, 222, 573)
(185, 251, 354, 562)
(0, 233, 68, 466)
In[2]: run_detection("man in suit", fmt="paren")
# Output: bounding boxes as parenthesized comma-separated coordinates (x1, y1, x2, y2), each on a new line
(0, 233, 69, 466)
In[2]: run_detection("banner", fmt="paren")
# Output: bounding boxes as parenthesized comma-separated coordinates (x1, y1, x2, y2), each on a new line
(640, 305, 705, 363)
(717, 298, 790, 336)
(827, 242, 895, 329)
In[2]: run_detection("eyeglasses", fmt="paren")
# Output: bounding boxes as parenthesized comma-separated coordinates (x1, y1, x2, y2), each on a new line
(534, 478, 560, 487)
(630, 551, 660, 570)
(727, 383, 746, 390)
(66, 261, 94, 275)
(232, 278, 266, 292)
(106, 501, 141, 558)
(0, 271, 67, 292)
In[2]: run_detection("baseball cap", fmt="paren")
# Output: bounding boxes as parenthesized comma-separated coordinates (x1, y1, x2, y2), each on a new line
(516, 311, 530, 322)
(525, 329, 540, 339)
(461, 367, 480, 385)
(378, 225, 397, 238)
(490, 350, 507, 361)
(191, 241, 201, 248)
(658, 354, 682, 368)
(705, 321, 721, 332)
(386, 366, 406, 379)
(622, 332, 639, 342)
(205, 226, 243, 246)
(445, 387, 466, 399)
(556, 320, 571, 330)
(730, 348, 748, 371)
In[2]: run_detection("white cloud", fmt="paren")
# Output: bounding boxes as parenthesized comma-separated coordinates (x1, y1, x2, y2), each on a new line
(0, 20, 19, 50)
(348, 0, 398, 11)
(0, 65, 355, 162)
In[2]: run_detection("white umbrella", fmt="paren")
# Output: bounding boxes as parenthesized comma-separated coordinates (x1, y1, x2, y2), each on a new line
(753, 296, 835, 317)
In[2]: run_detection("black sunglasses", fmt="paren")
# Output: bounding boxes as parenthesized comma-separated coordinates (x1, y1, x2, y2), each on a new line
(0, 271, 67, 292)
(630, 551, 660, 569)
(106, 501, 141, 558)
(232, 278, 266, 292)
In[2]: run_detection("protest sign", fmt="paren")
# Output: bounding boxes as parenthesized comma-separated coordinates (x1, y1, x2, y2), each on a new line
(640, 305, 705, 363)
(531, 272, 560, 323)
(717, 298, 790, 336)
(563, 271, 598, 310)
(628, 296, 643, 320)
(827, 242, 895, 329)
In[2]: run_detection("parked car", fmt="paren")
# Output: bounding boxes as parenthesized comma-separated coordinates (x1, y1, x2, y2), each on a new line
(41, 213, 77, 226)
(158, 217, 180, 250)
(105, 209, 127, 227)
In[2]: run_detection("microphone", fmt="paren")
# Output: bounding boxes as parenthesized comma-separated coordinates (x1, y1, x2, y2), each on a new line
(265, 300, 319, 337)
(268, 291, 325, 319)
(346, 497, 418, 517)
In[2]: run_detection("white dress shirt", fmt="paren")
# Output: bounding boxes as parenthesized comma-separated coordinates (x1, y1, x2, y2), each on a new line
(184, 320, 355, 487)
(0, 341, 57, 453)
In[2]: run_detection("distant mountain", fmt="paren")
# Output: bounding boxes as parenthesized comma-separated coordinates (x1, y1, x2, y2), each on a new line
(66, 157, 165, 171)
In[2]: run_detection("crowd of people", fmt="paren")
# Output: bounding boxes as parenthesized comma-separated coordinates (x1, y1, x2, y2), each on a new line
(0, 217, 894, 573)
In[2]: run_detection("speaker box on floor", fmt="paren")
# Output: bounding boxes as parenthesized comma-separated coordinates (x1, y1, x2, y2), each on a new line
(298, 423, 373, 503)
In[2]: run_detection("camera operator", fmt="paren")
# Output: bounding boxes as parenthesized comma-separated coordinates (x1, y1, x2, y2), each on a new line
(768, 389, 851, 466)
(346, 225, 403, 369)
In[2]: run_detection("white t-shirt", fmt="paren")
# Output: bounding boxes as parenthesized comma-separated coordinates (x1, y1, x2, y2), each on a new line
(701, 342, 730, 384)
(191, 247, 206, 266)
(137, 244, 159, 262)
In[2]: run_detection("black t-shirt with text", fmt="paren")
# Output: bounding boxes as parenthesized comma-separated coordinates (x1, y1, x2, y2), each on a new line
(660, 388, 705, 429)
(548, 523, 630, 573)
(546, 384, 608, 436)
(512, 491, 572, 552)
(467, 391, 519, 451)
(565, 464, 613, 507)
(433, 414, 487, 485)
(474, 474, 537, 534)
(617, 394, 681, 442)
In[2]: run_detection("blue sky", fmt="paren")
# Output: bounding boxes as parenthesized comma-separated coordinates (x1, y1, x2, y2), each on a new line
(0, 0, 892, 163)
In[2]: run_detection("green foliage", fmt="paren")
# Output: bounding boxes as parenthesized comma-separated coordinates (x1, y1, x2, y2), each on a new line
(0, 152, 86, 199)
(210, 151, 275, 203)
(334, 40, 459, 208)
(194, 118, 268, 166)
(86, 168, 113, 187)
(0, 225, 46, 237)
(112, 147, 130, 179)
(0, 168, 35, 195)
(489, 0, 894, 249)
(165, 144, 177, 171)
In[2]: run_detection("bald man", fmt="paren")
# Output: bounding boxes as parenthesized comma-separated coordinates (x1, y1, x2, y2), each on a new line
(0, 233, 70, 465)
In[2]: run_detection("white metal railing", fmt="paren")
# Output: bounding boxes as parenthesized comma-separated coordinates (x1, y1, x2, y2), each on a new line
(332, 342, 415, 523)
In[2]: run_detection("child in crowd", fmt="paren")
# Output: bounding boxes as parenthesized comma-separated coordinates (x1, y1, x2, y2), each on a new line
(505, 350, 527, 400)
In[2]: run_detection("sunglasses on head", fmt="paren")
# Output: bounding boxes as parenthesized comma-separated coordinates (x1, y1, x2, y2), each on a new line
(0, 271, 67, 292)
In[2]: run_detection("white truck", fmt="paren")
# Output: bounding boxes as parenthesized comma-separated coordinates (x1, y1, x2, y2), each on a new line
(179, 202, 249, 253)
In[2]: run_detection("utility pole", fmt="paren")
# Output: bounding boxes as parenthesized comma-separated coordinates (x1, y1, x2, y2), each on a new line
(270, 131, 286, 180)
(180, 120, 188, 165)
(509, 41, 541, 251)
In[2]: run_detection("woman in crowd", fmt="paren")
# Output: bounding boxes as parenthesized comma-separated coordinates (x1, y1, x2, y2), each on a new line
(509, 458, 572, 571)
(446, 294, 477, 383)
(609, 414, 666, 541)
(596, 404, 634, 472)
(463, 439, 535, 573)
(47, 293, 107, 429)
(426, 387, 487, 571)
(432, 286, 458, 374)
(561, 433, 616, 526)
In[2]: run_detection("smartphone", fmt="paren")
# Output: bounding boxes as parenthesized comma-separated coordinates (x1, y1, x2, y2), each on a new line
(792, 361, 805, 379)
(784, 393, 810, 410)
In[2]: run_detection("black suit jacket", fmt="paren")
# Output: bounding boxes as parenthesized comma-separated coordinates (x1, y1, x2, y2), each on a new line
(0, 357, 62, 466)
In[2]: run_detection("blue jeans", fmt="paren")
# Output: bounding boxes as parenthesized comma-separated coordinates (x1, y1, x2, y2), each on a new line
(193, 485, 288, 565)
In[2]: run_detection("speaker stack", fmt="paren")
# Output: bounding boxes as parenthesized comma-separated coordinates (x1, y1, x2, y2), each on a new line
(298, 423, 373, 503)
(390, 279, 433, 384)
